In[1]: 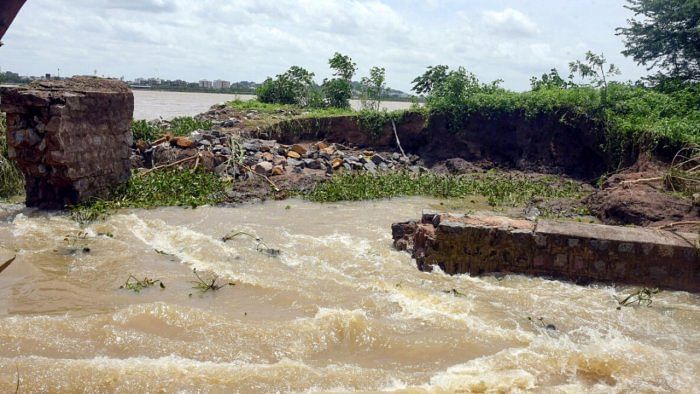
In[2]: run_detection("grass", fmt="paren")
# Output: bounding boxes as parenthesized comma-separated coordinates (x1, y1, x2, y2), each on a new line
(71, 168, 228, 222)
(304, 170, 587, 207)
(0, 113, 24, 198)
(131, 116, 213, 142)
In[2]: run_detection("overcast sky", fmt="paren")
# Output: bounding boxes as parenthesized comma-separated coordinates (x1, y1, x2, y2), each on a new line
(1, 0, 647, 91)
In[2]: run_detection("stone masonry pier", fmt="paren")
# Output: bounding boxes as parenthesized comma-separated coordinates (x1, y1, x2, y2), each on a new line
(392, 213, 699, 292)
(1, 77, 133, 208)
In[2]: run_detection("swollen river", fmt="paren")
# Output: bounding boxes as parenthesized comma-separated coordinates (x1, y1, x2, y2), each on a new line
(0, 198, 697, 392)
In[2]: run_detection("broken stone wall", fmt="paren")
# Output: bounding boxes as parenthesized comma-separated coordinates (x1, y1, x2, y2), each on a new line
(393, 213, 699, 292)
(0, 77, 133, 208)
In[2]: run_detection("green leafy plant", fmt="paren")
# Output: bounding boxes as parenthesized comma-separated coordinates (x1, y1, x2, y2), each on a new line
(360, 66, 386, 111)
(131, 119, 161, 142)
(169, 116, 212, 136)
(305, 171, 587, 208)
(119, 275, 166, 293)
(0, 113, 24, 198)
(569, 51, 621, 89)
(71, 168, 227, 223)
(190, 268, 234, 294)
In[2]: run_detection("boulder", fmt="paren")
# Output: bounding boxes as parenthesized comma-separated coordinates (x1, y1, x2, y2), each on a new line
(253, 161, 273, 174)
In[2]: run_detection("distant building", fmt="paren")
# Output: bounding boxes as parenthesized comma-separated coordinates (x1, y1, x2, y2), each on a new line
(199, 80, 213, 89)
(213, 79, 231, 89)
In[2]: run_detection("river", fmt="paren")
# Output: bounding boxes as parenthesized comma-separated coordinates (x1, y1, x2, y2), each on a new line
(132, 90, 414, 120)
(0, 197, 697, 392)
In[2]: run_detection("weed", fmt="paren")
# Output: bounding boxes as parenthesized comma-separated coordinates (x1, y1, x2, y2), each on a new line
(616, 287, 660, 308)
(222, 231, 281, 257)
(169, 117, 212, 136)
(120, 275, 165, 293)
(0, 113, 24, 198)
(305, 171, 587, 207)
(71, 168, 228, 223)
(189, 268, 234, 295)
(131, 119, 161, 142)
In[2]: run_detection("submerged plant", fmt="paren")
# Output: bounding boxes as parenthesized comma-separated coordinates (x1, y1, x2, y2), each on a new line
(190, 268, 235, 295)
(222, 230, 281, 257)
(616, 287, 660, 308)
(119, 275, 166, 293)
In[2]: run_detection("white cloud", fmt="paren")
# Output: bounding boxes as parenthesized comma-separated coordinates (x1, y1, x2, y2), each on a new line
(0, 0, 648, 91)
(482, 8, 539, 37)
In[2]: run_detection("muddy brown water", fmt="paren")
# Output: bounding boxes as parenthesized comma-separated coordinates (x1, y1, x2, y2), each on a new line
(133, 90, 413, 120)
(0, 197, 698, 392)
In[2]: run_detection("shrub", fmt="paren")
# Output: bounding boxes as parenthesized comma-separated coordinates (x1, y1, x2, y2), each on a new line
(71, 168, 227, 222)
(0, 114, 24, 198)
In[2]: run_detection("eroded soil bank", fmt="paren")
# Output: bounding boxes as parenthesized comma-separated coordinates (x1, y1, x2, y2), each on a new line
(0, 198, 698, 391)
(132, 104, 697, 230)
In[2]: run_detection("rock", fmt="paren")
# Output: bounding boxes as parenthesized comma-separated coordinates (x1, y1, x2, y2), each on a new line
(364, 161, 377, 173)
(130, 154, 144, 169)
(331, 158, 344, 170)
(243, 141, 261, 151)
(261, 152, 274, 161)
(219, 147, 232, 156)
(304, 159, 323, 170)
(287, 158, 303, 167)
(363, 150, 374, 156)
(254, 161, 273, 174)
(391, 152, 401, 161)
(371, 154, 386, 165)
(379, 162, 389, 171)
(290, 144, 307, 156)
(222, 118, 239, 127)
(273, 155, 287, 166)
(214, 163, 228, 175)
(287, 151, 302, 159)
(171, 136, 195, 149)
(320, 147, 335, 158)
(198, 139, 212, 147)
(271, 165, 285, 176)
(316, 141, 329, 150)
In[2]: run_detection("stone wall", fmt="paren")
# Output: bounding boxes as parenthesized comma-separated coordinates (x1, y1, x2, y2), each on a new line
(393, 212, 700, 292)
(0, 77, 133, 208)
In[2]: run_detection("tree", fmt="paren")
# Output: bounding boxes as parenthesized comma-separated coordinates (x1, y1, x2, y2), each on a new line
(256, 66, 317, 106)
(328, 52, 357, 81)
(617, 0, 700, 82)
(411, 65, 450, 95)
(569, 51, 621, 89)
(360, 66, 386, 111)
(530, 68, 571, 90)
(323, 52, 357, 108)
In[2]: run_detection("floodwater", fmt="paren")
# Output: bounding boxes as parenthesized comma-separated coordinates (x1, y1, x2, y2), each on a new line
(0, 197, 698, 392)
(133, 90, 413, 120)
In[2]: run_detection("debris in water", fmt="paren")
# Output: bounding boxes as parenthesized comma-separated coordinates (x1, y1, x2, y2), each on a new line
(0, 256, 16, 275)
(528, 316, 557, 331)
(442, 288, 467, 297)
(222, 230, 281, 257)
(616, 287, 660, 308)
(119, 275, 166, 293)
(190, 268, 235, 295)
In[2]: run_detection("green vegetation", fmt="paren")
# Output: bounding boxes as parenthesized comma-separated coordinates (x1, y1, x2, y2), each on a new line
(616, 287, 660, 308)
(131, 116, 212, 142)
(71, 168, 227, 222)
(305, 171, 587, 207)
(412, 62, 700, 151)
(190, 268, 235, 295)
(0, 114, 24, 198)
(359, 66, 387, 111)
(119, 275, 166, 293)
(617, 0, 700, 82)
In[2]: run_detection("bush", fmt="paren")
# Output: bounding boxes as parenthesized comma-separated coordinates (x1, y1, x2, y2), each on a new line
(306, 171, 586, 207)
(256, 66, 318, 107)
(0, 114, 24, 198)
(71, 168, 227, 222)
(322, 78, 352, 109)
